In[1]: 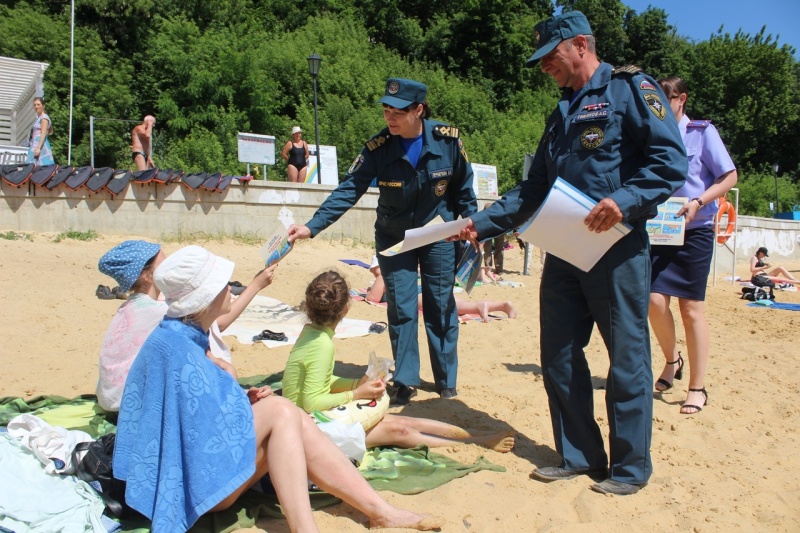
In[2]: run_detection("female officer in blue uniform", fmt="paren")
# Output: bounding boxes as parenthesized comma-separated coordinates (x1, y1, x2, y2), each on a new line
(287, 78, 477, 405)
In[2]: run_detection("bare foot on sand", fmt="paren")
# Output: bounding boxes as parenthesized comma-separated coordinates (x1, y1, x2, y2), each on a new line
(370, 510, 445, 530)
(473, 431, 516, 453)
(503, 301, 517, 319)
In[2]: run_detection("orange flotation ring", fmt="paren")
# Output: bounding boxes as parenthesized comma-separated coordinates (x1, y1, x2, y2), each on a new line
(716, 197, 737, 244)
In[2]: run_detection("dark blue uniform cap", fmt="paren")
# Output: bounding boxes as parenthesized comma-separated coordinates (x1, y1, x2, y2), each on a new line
(378, 78, 428, 109)
(526, 11, 593, 67)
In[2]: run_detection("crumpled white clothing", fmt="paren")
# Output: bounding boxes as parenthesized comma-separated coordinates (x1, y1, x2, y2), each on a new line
(0, 433, 107, 532)
(6, 414, 93, 474)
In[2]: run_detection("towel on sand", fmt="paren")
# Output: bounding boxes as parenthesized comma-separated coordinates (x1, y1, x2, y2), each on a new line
(1, 375, 504, 532)
(114, 318, 256, 532)
(223, 295, 373, 347)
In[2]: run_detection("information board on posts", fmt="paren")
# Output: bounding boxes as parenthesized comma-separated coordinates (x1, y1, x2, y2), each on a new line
(237, 132, 276, 165)
(471, 163, 498, 197)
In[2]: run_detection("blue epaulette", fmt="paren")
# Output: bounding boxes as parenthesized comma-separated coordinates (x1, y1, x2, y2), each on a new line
(687, 119, 711, 128)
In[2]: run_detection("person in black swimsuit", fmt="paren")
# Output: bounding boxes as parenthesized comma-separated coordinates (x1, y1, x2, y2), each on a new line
(749, 246, 798, 287)
(281, 126, 310, 183)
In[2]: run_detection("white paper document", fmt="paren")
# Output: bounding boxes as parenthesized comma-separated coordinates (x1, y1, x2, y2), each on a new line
(379, 217, 470, 256)
(518, 177, 631, 272)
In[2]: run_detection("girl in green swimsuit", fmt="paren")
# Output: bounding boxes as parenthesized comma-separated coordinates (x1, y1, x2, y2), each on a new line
(282, 270, 515, 452)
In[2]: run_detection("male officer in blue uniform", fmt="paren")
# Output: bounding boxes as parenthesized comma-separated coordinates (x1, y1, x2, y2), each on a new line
(458, 11, 686, 494)
(288, 78, 477, 405)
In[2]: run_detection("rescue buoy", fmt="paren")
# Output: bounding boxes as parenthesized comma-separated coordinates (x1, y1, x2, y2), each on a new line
(312, 393, 390, 432)
(716, 197, 737, 245)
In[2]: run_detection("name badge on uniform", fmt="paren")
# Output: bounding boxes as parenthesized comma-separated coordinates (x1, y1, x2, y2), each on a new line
(573, 110, 609, 123)
(430, 168, 452, 180)
(379, 180, 402, 188)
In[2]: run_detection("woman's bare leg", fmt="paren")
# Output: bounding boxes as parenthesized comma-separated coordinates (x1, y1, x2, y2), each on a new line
(287, 165, 299, 183)
(678, 298, 710, 414)
(299, 415, 444, 530)
(455, 300, 517, 322)
(298, 166, 308, 183)
(649, 292, 681, 392)
(365, 415, 514, 452)
(212, 396, 318, 532)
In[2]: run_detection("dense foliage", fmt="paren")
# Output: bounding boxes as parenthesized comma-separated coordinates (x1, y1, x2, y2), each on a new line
(2, 0, 799, 215)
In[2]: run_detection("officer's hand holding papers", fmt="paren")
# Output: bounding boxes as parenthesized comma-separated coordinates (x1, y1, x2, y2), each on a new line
(378, 216, 471, 256)
(516, 177, 630, 272)
(260, 224, 293, 267)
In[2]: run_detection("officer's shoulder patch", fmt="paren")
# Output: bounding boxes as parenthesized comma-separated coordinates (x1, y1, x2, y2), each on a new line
(364, 132, 389, 152)
(612, 65, 643, 76)
(433, 124, 460, 139)
(687, 119, 712, 129)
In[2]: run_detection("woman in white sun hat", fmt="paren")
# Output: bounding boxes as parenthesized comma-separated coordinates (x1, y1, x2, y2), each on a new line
(281, 125, 310, 183)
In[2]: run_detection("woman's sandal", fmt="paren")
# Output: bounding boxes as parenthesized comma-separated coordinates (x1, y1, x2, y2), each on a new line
(253, 329, 288, 342)
(680, 388, 708, 415)
(655, 353, 684, 392)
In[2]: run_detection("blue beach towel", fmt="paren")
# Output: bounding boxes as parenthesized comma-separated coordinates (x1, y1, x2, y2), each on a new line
(114, 318, 256, 532)
(747, 301, 800, 311)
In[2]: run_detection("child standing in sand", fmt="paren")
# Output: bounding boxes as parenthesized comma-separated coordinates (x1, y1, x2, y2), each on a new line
(282, 270, 515, 452)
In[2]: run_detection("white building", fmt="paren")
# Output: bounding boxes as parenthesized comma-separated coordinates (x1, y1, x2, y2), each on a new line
(0, 56, 49, 164)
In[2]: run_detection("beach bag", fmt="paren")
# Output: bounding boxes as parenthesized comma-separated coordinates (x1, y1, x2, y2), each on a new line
(73, 433, 133, 518)
(741, 286, 774, 302)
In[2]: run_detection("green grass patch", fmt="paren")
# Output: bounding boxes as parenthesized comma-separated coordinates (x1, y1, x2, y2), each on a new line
(53, 229, 99, 242)
(160, 229, 263, 246)
(0, 231, 32, 241)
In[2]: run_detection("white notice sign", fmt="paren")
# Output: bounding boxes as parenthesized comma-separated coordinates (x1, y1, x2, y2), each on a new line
(237, 132, 276, 165)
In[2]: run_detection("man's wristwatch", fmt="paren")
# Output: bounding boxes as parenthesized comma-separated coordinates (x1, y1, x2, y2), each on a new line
(691, 197, 705, 207)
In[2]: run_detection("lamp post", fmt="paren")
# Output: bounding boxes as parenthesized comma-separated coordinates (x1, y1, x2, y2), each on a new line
(773, 163, 780, 217)
(307, 53, 322, 184)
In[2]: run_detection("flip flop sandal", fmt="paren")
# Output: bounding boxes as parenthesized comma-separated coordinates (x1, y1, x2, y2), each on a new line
(96, 285, 116, 300)
(111, 286, 128, 300)
(253, 329, 288, 342)
(369, 321, 388, 334)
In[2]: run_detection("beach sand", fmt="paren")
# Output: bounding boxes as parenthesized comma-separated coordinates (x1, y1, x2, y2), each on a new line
(2, 233, 799, 532)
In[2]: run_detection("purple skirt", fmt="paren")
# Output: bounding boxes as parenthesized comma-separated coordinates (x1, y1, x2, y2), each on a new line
(650, 227, 714, 301)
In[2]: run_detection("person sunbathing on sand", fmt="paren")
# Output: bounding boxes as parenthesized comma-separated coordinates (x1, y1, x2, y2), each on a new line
(114, 246, 444, 533)
(750, 246, 799, 287)
(366, 256, 517, 323)
(283, 270, 515, 453)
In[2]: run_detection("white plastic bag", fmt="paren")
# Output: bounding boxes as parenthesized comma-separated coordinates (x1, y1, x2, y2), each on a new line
(6, 414, 93, 474)
(316, 420, 367, 463)
(366, 351, 393, 383)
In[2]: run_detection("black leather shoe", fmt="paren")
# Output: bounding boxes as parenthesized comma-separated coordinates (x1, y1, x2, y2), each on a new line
(590, 479, 644, 495)
(438, 388, 458, 399)
(530, 466, 607, 482)
(390, 385, 417, 406)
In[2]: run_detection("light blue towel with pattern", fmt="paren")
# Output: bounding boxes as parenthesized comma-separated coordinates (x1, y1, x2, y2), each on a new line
(113, 318, 256, 532)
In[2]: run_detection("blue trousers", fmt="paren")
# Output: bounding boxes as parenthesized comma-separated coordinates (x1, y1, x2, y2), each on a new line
(539, 229, 653, 485)
(375, 236, 459, 390)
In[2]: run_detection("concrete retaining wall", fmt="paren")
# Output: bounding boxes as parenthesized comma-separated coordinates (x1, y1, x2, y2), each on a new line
(2, 178, 799, 264)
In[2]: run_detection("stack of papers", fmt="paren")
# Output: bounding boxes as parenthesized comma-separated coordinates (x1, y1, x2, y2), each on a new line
(517, 177, 631, 272)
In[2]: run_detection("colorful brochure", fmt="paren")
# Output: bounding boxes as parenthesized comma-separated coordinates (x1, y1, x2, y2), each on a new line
(646, 197, 688, 246)
(259, 226, 292, 266)
(455, 243, 483, 294)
